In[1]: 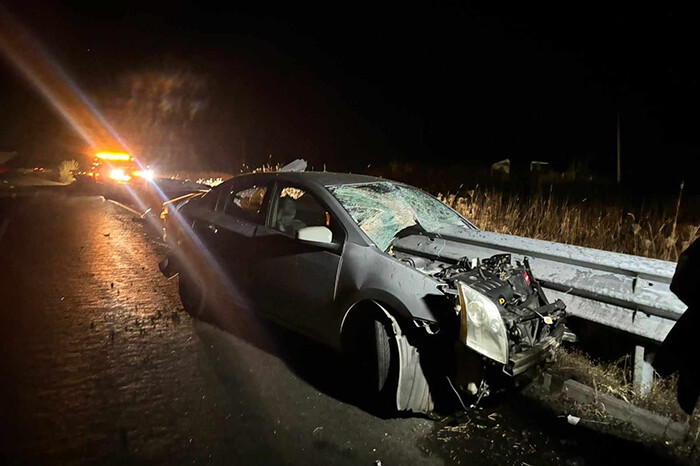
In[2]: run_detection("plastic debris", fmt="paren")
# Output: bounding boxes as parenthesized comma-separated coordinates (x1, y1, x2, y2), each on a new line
(278, 159, 307, 172)
(567, 415, 580, 425)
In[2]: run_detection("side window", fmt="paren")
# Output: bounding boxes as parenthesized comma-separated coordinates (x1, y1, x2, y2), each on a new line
(270, 185, 333, 237)
(223, 184, 268, 224)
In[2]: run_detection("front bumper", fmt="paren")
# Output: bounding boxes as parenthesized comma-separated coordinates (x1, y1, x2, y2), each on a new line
(505, 323, 565, 376)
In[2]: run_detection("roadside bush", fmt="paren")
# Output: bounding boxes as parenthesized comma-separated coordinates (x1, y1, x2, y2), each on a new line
(58, 159, 79, 184)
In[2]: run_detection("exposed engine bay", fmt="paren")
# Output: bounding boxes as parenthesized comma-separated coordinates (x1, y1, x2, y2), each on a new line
(392, 243, 567, 377)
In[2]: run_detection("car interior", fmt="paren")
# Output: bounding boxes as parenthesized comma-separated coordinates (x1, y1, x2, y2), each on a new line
(270, 188, 329, 237)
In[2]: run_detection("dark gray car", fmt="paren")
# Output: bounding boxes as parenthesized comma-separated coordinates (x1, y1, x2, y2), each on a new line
(160, 172, 567, 414)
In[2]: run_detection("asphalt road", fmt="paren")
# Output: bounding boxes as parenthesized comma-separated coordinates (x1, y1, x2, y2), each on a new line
(0, 190, 688, 465)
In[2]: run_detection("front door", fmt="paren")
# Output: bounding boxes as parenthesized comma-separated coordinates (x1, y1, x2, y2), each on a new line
(250, 183, 344, 342)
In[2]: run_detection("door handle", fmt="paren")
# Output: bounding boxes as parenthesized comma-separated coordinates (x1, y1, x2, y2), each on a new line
(207, 224, 218, 234)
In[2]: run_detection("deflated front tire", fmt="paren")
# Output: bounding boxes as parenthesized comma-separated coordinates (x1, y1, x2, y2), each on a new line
(345, 305, 435, 415)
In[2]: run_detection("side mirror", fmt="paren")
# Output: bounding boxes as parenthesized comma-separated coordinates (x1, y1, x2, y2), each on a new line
(297, 226, 333, 244)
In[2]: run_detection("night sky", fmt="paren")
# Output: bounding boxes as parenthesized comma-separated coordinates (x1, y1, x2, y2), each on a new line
(1, 2, 698, 191)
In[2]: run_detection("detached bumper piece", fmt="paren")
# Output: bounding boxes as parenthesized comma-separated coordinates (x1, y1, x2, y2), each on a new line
(506, 323, 565, 376)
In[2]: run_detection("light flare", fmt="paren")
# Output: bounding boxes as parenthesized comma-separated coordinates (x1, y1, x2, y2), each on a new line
(97, 152, 132, 161)
(109, 168, 131, 182)
(1, 6, 271, 357)
(133, 169, 154, 181)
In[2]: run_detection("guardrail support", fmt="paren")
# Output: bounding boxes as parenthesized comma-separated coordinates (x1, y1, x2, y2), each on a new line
(633, 345, 654, 396)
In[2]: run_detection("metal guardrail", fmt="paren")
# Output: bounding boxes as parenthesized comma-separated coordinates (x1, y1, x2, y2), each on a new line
(396, 229, 687, 394)
(397, 230, 686, 344)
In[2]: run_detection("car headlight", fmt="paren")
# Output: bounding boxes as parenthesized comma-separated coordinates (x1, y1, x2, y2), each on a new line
(457, 281, 509, 364)
(109, 168, 131, 182)
(134, 169, 154, 181)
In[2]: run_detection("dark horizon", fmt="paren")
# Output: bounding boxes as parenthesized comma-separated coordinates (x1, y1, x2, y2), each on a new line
(1, 2, 698, 192)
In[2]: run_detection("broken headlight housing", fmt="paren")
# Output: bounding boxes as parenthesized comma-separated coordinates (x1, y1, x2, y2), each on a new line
(457, 281, 509, 364)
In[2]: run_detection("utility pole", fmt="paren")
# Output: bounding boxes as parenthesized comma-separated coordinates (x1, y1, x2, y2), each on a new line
(616, 110, 621, 184)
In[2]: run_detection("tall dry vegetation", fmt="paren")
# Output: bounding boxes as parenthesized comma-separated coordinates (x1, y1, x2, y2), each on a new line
(57, 159, 79, 184)
(439, 187, 699, 262)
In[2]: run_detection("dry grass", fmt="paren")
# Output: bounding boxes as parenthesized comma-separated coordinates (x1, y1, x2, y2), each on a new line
(57, 159, 79, 184)
(163, 170, 234, 181)
(439, 187, 699, 262)
(551, 348, 700, 427)
(196, 177, 226, 187)
(555, 349, 677, 417)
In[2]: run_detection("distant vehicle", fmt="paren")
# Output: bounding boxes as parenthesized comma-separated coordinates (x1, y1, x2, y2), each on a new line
(32, 166, 45, 172)
(87, 152, 154, 185)
(159, 172, 568, 413)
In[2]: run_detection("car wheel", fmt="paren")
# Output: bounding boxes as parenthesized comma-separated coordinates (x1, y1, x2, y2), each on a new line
(348, 305, 434, 414)
(373, 316, 397, 396)
(350, 313, 398, 412)
(179, 272, 205, 318)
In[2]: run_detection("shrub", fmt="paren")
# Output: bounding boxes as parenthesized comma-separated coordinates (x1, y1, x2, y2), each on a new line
(58, 159, 79, 184)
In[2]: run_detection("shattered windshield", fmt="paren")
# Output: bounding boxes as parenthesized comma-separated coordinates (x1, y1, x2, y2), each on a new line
(327, 181, 474, 251)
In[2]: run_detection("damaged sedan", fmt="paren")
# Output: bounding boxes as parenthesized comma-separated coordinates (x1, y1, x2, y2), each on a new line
(160, 172, 568, 414)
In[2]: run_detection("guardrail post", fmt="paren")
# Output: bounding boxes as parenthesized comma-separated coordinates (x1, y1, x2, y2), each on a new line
(633, 345, 653, 396)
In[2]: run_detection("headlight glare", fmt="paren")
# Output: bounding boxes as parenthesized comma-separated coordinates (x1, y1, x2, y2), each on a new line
(134, 169, 154, 181)
(109, 168, 131, 182)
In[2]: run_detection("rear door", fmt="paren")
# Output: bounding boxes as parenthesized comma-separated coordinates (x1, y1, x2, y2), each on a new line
(193, 179, 271, 311)
(250, 182, 344, 341)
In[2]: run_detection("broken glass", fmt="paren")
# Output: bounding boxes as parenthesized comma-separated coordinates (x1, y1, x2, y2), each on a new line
(327, 182, 474, 251)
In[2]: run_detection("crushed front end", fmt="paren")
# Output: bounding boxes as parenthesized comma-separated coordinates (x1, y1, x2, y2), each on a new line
(391, 241, 569, 396)
(440, 254, 567, 378)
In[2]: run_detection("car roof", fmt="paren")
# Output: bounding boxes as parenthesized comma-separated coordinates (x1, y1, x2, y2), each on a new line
(231, 171, 399, 188)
